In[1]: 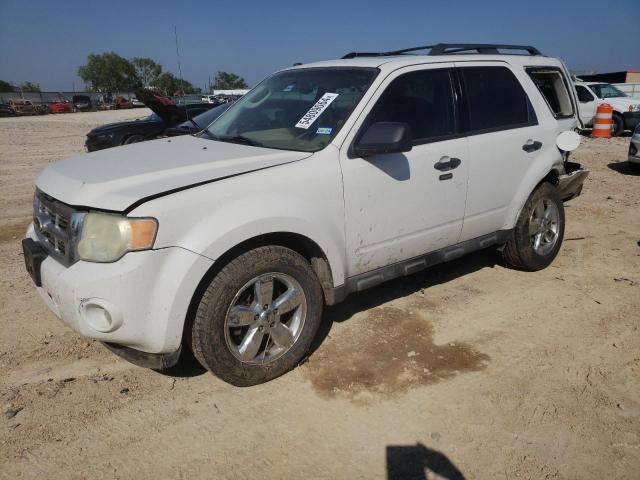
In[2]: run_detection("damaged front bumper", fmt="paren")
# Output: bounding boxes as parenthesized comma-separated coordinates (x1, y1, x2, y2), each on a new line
(558, 161, 589, 201)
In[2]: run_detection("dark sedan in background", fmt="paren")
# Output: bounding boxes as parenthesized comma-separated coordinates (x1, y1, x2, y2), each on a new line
(73, 95, 93, 112)
(85, 92, 225, 152)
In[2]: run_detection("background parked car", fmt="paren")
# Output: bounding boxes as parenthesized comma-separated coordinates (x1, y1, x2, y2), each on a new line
(7, 99, 39, 115)
(0, 103, 13, 117)
(131, 97, 145, 107)
(85, 92, 218, 151)
(114, 96, 133, 109)
(72, 95, 93, 112)
(574, 80, 640, 136)
(49, 100, 73, 113)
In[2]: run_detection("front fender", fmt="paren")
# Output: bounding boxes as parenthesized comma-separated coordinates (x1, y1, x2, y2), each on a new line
(130, 153, 347, 286)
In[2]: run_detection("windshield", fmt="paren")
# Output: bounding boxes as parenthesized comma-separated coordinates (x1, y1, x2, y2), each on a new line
(206, 67, 378, 152)
(590, 83, 628, 99)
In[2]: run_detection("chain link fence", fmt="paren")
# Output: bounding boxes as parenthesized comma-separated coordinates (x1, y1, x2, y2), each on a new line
(0, 91, 137, 105)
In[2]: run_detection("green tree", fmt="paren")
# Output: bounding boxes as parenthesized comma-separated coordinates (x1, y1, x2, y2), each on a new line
(20, 81, 41, 92)
(131, 57, 162, 87)
(151, 72, 200, 96)
(0, 80, 15, 92)
(78, 52, 140, 92)
(211, 71, 248, 90)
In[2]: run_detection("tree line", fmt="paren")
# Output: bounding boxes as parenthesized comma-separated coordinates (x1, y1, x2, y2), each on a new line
(78, 52, 248, 95)
(0, 80, 42, 92)
(1, 52, 249, 95)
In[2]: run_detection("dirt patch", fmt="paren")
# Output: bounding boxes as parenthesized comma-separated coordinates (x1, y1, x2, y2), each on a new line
(304, 307, 489, 400)
(0, 115, 639, 478)
(0, 218, 31, 243)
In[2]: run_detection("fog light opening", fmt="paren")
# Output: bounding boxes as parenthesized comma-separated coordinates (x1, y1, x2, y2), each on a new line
(81, 299, 122, 333)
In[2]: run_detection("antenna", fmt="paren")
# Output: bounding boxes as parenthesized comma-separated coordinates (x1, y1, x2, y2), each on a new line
(173, 25, 195, 130)
(174, 25, 183, 81)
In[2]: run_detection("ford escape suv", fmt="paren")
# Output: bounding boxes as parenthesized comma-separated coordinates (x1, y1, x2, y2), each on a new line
(23, 43, 588, 386)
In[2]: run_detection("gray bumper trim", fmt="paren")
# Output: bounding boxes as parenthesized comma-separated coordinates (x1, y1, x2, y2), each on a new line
(558, 163, 589, 201)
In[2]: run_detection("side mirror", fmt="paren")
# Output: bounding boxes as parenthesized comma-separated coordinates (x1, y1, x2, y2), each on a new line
(556, 130, 581, 152)
(353, 122, 412, 157)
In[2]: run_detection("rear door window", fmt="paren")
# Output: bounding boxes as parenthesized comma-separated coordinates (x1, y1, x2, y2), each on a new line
(526, 68, 574, 118)
(460, 66, 537, 133)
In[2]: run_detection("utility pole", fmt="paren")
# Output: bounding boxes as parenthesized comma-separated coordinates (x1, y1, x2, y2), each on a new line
(174, 25, 183, 80)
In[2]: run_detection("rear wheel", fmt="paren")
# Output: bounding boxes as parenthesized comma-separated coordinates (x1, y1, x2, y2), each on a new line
(611, 113, 624, 137)
(503, 183, 565, 271)
(191, 246, 323, 386)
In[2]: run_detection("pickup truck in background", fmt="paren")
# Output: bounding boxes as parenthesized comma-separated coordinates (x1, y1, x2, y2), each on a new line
(574, 80, 640, 136)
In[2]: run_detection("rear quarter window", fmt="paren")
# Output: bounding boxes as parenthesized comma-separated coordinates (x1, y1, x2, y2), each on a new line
(526, 67, 574, 118)
(460, 66, 537, 134)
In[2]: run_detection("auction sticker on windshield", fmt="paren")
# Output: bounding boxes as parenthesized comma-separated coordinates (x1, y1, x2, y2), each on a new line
(295, 93, 339, 129)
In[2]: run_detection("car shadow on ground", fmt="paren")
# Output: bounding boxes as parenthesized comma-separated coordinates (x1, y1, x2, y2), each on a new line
(578, 129, 632, 138)
(309, 247, 501, 356)
(162, 247, 501, 378)
(386, 443, 466, 480)
(607, 161, 640, 176)
(157, 347, 208, 377)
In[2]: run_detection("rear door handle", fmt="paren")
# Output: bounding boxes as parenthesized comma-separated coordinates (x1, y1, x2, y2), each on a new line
(434, 156, 462, 171)
(522, 140, 542, 153)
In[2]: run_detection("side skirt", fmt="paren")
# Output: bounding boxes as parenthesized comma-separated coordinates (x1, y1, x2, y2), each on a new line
(328, 229, 512, 305)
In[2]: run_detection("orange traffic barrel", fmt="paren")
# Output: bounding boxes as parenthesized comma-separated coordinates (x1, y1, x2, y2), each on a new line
(591, 103, 613, 138)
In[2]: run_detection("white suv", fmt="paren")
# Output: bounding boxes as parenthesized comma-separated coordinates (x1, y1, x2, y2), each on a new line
(23, 43, 589, 385)
(574, 80, 640, 136)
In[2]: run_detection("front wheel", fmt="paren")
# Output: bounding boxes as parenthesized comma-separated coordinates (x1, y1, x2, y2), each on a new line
(503, 182, 565, 271)
(191, 246, 323, 386)
(122, 135, 144, 145)
(611, 113, 624, 137)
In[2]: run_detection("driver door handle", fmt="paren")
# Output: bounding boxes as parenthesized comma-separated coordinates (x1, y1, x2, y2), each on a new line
(433, 156, 461, 172)
(522, 140, 543, 153)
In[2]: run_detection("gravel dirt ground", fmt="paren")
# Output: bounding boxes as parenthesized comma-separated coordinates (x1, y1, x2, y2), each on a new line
(0, 110, 639, 479)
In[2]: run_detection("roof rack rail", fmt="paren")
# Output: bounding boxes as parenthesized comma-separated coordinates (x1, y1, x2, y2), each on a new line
(341, 43, 543, 59)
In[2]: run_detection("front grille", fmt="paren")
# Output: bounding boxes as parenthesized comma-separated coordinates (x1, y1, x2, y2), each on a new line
(33, 190, 80, 266)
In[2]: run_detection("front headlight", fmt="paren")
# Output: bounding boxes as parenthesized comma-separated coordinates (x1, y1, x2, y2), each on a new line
(76, 212, 158, 262)
(629, 104, 640, 112)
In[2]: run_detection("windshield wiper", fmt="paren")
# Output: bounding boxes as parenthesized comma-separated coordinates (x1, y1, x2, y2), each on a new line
(217, 135, 263, 147)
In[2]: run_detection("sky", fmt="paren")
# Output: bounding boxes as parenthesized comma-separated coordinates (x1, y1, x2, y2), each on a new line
(1, 0, 639, 91)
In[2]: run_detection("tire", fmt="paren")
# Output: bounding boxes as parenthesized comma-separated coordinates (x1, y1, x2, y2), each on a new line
(611, 114, 624, 137)
(191, 246, 323, 386)
(503, 182, 565, 271)
(122, 135, 144, 145)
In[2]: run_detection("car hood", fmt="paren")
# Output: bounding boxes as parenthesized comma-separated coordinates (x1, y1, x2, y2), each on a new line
(36, 135, 312, 212)
(605, 97, 640, 109)
(88, 118, 163, 135)
(135, 90, 187, 126)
